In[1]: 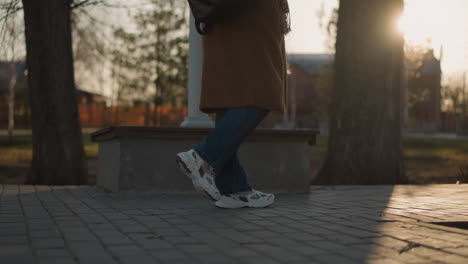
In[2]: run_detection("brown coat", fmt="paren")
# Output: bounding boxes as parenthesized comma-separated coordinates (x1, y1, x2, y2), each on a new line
(199, 0, 288, 114)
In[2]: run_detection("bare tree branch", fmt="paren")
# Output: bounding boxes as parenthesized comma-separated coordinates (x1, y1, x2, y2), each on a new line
(0, 0, 21, 21)
(0, 0, 21, 54)
(71, 0, 104, 10)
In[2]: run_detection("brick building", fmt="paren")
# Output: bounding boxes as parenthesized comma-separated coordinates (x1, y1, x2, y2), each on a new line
(0, 61, 28, 127)
(0, 61, 27, 103)
(260, 52, 447, 133)
(0, 60, 109, 128)
(407, 50, 442, 132)
(259, 54, 334, 130)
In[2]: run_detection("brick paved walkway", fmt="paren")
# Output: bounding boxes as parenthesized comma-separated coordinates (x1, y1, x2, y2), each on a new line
(1, 184, 468, 264)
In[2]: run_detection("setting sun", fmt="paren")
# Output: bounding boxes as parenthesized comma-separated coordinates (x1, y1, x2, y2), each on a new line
(397, 0, 468, 75)
(398, 0, 442, 45)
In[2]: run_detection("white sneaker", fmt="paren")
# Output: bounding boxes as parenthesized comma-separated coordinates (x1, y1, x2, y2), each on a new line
(215, 190, 275, 209)
(176, 149, 221, 201)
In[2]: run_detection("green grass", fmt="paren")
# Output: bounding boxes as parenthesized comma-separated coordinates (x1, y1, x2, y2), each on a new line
(0, 128, 100, 135)
(402, 137, 468, 183)
(310, 134, 468, 183)
(0, 129, 32, 135)
(311, 133, 328, 159)
(1, 131, 468, 184)
(311, 134, 468, 158)
(0, 133, 98, 167)
(403, 137, 468, 159)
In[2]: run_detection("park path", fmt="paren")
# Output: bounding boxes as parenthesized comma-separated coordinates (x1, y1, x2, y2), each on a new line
(1, 184, 467, 264)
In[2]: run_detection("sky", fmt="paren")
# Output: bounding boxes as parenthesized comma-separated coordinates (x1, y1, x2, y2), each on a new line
(35, 0, 466, 96)
(285, 0, 468, 82)
(101, 0, 468, 76)
(398, 0, 468, 80)
(285, 0, 337, 54)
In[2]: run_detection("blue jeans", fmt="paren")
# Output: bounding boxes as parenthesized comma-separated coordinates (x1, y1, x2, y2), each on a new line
(193, 106, 270, 195)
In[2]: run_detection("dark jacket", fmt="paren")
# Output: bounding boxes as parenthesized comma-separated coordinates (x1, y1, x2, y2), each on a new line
(187, 0, 249, 34)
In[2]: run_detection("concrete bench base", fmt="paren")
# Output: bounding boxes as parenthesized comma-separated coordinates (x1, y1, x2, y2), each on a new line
(91, 126, 319, 193)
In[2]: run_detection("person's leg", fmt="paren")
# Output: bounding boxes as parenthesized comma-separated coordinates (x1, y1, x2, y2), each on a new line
(193, 106, 269, 194)
(210, 109, 253, 195)
(210, 108, 275, 208)
(215, 151, 252, 195)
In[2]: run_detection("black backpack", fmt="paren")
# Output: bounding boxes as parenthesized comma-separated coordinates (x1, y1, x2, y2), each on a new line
(187, 0, 250, 34)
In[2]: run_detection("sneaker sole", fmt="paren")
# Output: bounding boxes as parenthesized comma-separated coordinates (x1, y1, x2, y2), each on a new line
(175, 153, 220, 201)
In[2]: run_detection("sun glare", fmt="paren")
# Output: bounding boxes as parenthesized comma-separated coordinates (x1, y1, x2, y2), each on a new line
(398, 0, 443, 46)
(397, 0, 468, 74)
(398, 0, 466, 46)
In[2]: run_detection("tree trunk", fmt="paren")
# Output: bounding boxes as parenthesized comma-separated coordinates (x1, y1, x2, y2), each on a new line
(8, 63, 16, 145)
(22, 0, 87, 184)
(315, 0, 406, 184)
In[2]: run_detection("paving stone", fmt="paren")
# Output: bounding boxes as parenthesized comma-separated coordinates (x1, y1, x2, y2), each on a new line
(237, 256, 282, 264)
(118, 225, 150, 234)
(390, 252, 436, 264)
(151, 248, 191, 261)
(161, 235, 200, 245)
(69, 242, 117, 264)
(285, 231, 329, 242)
(0, 235, 29, 244)
(88, 223, 118, 230)
(36, 248, 73, 257)
(0, 245, 30, 254)
(68, 241, 105, 254)
(76, 253, 118, 264)
(151, 228, 186, 236)
(373, 236, 410, 249)
(215, 229, 264, 244)
(177, 244, 216, 254)
(190, 252, 237, 263)
(366, 257, 405, 264)
(118, 254, 159, 264)
(407, 236, 465, 249)
(108, 245, 147, 256)
(221, 247, 262, 258)
(94, 231, 133, 245)
(0, 215, 25, 223)
(38, 257, 77, 264)
(429, 253, 468, 263)
(63, 230, 99, 241)
(249, 230, 283, 239)
(404, 246, 450, 258)
(247, 244, 310, 262)
(0, 254, 36, 264)
(31, 238, 66, 249)
(30, 229, 62, 238)
(2, 184, 468, 263)
(286, 245, 332, 256)
(232, 223, 264, 231)
(176, 224, 208, 233)
(0, 245, 35, 264)
(441, 246, 468, 257)
(189, 232, 239, 248)
(134, 238, 175, 250)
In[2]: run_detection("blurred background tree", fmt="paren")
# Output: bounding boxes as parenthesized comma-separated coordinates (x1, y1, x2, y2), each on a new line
(111, 0, 188, 125)
(0, 0, 25, 144)
(404, 43, 436, 109)
(0, 0, 190, 184)
(442, 74, 467, 129)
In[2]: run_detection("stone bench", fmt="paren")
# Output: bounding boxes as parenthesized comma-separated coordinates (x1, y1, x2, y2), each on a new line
(91, 126, 319, 193)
